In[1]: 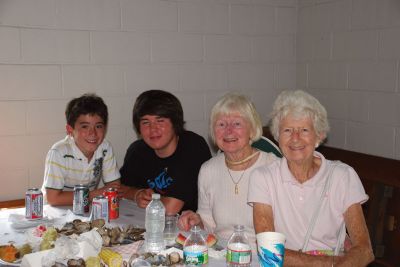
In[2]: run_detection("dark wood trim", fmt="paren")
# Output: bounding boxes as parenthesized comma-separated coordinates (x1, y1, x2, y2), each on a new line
(0, 199, 24, 209)
(317, 146, 400, 188)
(262, 127, 400, 188)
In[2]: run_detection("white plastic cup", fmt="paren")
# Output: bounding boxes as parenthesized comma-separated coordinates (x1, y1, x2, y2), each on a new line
(256, 232, 286, 267)
(164, 214, 179, 246)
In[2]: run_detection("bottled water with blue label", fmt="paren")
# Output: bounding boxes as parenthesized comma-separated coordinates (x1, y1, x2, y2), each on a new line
(183, 225, 208, 266)
(145, 193, 165, 253)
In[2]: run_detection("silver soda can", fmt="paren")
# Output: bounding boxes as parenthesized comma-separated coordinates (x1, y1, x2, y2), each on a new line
(91, 195, 109, 222)
(73, 184, 89, 215)
(25, 188, 43, 220)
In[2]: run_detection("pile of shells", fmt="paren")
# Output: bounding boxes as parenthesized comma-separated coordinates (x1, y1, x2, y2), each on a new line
(129, 251, 183, 267)
(51, 258, 88, 267)
(97, 224, 145, 246)
(57, 219, 145, 246)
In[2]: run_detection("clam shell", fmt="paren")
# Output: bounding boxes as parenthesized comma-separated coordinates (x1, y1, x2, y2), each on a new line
(91, 219, 105, 229)
(67, 258, 85, 267)
(74, 221, 91, 233)
(168, 252, 181, 264)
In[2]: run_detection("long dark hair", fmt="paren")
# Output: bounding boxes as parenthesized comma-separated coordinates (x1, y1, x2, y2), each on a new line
(132, 90, 185, 135)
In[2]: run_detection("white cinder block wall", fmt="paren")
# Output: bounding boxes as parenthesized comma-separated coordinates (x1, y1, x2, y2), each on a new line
(0, 0, 297, 201)
(297, 0, 400, 160)
(2, 0, 399, 201)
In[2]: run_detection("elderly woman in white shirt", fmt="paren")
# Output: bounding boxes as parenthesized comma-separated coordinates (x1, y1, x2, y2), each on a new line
(248, 90, 374, 266)
(178, 93, 277, 248)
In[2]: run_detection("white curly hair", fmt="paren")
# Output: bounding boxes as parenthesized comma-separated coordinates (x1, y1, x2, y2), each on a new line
(269, 90, 329, 142)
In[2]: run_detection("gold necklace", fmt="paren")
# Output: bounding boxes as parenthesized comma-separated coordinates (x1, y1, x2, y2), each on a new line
(227, 160, 251, 195)
(225, 150, 260, 166)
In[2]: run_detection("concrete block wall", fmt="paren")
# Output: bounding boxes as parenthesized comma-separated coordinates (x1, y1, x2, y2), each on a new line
(0, 0, 297, 201)
(297, 0, 400, 160)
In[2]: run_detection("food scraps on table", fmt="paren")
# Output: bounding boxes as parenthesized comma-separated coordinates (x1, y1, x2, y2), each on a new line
(99, 248, 122, 267)
(57, 219, 145, 246)
(0, 244, 19, 262)
(175, 232, 217, 247)
(0, 243, 33, 263)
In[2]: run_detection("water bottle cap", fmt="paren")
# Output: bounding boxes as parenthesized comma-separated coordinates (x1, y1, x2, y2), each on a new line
(234, 225, 245, 231)
(190, 225, 201, 232)
(152, 193, 160, 199)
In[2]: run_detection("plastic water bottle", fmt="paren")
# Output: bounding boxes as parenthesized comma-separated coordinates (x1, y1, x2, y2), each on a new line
(226, 225, 252, 267)
(145, 193, 165, 253)
(183, 225, 208, 266)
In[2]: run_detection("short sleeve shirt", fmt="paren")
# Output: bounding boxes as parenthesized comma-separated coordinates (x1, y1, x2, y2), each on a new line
(42, 136, 120, 192)
(120, 131, 212, 212)
(248, 151, 368, 251)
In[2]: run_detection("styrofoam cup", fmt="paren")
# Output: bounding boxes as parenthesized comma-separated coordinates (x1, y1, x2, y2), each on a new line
(256, 232, 286, 267)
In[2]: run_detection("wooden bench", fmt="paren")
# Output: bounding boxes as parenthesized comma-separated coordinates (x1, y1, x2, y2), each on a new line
(317, 145, 400, 267)
(0, 199, 24, 209)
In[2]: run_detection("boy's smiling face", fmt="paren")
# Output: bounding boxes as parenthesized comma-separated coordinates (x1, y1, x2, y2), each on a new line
(66, 114, 106, 161)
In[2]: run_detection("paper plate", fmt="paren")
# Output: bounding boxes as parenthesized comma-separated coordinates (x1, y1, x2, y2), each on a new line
(0, 257, 21, 266)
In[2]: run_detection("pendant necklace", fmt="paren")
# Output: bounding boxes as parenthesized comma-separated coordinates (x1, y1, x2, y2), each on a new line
(227, 160, 251, 195)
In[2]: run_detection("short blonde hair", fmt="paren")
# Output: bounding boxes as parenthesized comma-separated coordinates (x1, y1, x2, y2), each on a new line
(269, 90, 329, 142)
(209, 93, 262, 144)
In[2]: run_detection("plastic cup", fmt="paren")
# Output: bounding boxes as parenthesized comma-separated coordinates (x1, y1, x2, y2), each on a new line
(164, 214, 179, 246)
(256, 232, 286, 267)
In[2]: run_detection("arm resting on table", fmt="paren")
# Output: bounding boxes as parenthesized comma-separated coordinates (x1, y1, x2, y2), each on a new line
(161, 196, 184, 215)
(335, 203, 374, 267)
(253, 203, 334, 267)
(120, 185, 184, 214)
(46, 179, 122, 206)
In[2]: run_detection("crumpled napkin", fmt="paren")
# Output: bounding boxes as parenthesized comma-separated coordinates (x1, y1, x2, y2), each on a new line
(77, 229, 103, 254)
(21, 229, 103, 267)
(8, 214, 54, 230)
(41, 236, 80, 266)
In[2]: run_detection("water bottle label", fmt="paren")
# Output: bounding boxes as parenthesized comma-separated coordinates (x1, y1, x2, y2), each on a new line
(227, 248, 252, 264)
(184, 249, 208, 265)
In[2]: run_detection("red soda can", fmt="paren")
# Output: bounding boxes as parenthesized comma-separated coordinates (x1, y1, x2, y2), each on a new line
(103, 188, 119, 220)
(25, 188, 43, 220)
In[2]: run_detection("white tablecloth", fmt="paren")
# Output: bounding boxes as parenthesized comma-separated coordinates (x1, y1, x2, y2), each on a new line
(0, 199, 258, 266)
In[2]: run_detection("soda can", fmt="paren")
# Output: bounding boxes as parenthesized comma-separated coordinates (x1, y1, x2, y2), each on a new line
(103, 187, 119, 220)
(25, 188, 43, 220)
(73, 184, 89, 215)
(91, 195, 109, 222)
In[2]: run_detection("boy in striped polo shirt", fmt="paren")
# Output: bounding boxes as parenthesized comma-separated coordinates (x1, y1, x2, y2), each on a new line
(42, 93, 121, 206)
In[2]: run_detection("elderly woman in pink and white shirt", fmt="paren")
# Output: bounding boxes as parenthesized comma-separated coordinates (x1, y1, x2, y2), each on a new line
(248, 90, 374, 267)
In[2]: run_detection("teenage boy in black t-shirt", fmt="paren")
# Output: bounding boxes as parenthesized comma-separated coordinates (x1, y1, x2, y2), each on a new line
(120, 90, 211, 214)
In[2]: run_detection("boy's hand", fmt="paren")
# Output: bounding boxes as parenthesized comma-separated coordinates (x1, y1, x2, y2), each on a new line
(117, 184, 135, 200)
(135, 188, 154, 208)
(90, 180, 122, 200)
(89, 187, 106, 201)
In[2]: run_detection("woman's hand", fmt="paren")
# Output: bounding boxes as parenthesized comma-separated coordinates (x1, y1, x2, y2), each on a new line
(178, 210, 204, 231)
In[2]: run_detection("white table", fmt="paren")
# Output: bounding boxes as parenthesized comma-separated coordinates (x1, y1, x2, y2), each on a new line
(0, 199, 258, 266)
